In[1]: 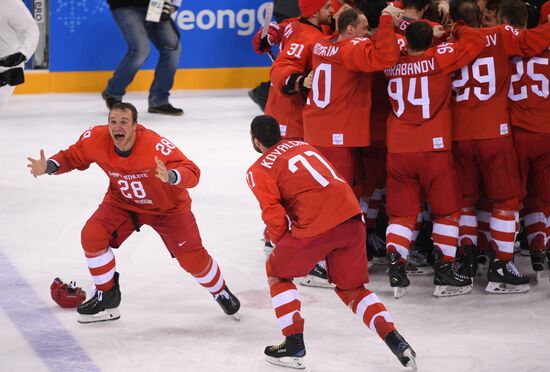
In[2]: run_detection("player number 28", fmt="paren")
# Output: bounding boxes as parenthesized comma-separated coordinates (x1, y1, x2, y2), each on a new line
(118, 180, 147, 199)
(155, 138, 176, 156)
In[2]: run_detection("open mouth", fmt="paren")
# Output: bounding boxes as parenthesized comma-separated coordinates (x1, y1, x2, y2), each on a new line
(114, 134, 125, 141)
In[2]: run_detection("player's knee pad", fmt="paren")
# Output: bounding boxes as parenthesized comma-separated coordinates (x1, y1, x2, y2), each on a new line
(175, 248, 211, 276)
(492, 197, 519, 212)
(81, 222, 111, 254)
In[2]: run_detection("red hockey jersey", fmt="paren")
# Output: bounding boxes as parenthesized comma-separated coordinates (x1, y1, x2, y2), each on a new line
(49, 125, 200, 214)
(246, 140, 360, 243)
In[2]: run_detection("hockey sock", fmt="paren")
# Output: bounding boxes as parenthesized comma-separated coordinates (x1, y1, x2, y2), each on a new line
(432, 214, 459, 262)
(476, 205, 491, 254)
(86, 247, 116, 291)
(459, 208, 478, 249)
(386, 216, 416, 261)
(490, 210, 516, 261)
(336, 287, 395, 340)
(365, 188, 384, 230)
(523, 207, 546, 252)
(177, 249, 226, 296)
(410, 213, 422, 249)
(270, 280, 304, 336)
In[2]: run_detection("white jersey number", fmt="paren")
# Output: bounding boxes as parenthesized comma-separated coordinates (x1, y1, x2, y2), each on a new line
(118, 180, 147, 199)
(288, 150, 344, 187)
(509, 56, 549, 101)
(388, 76, 430, 119)
(311, 63, 332, 109)
(452, 56, 496, 102)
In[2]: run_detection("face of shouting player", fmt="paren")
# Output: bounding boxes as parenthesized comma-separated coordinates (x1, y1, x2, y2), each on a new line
(109, 108, 137, 152)
(316, 0, 334, 25)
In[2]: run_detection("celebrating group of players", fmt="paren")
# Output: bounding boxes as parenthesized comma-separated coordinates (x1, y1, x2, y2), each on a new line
(252, 0, 550, 298)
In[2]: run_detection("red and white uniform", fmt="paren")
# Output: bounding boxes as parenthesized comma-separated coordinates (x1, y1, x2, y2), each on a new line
(509, 46, 550, 252)
(265, 19, 329, 139)
(382, 25, 486, 261)
(49, 125, 227, 295)
(247, 140, 396, 340)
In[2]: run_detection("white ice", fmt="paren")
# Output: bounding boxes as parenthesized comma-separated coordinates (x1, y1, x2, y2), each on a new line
(0, 91, 549, 372)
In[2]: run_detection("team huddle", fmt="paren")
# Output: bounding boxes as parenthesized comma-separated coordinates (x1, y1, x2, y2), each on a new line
(254, 0, 550, 299)
(24, 0, 550, 370)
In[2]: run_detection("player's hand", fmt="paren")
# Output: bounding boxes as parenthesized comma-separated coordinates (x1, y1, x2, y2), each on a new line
(438, 0, 451, 27)
(303, 71, 314, 89)
(27, 149, 47, 178)
(155, 156, 169, 183)
(382, 5, 404, 25)
(433, 25, 446, 39)
(253, 22, 282, 55)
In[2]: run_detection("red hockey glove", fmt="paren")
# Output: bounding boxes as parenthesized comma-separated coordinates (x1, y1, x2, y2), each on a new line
(50, 278, 87, 308)
(253, 22, 283, 54)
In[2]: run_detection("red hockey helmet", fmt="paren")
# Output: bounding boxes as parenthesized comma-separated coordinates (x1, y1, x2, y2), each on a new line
(50, 278, 87, 308)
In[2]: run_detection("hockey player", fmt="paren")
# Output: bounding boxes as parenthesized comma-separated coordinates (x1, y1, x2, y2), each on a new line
(246, 115, 416, 370)
(27, 102, 240, 323)
(382, 20, 486, 298)
(506, 0, 550, 278)
(450, 0, 550, 293)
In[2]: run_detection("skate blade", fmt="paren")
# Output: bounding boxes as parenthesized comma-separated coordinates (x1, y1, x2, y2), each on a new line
(231, 312, 240, 321)
(433, 284, 472, 297)
(265, 355, 305, 369)
(298, 276, 335, 289)
(485, 282, 530, 294)
(367, 261, 374, 269)
(77, 308, 120, 324)
(393, 286, 407, 299)
(371, 257, 387, 265)
(405, 266, 434, 276)
(403, 348, 417, 371)
(536, 270, 549, 282)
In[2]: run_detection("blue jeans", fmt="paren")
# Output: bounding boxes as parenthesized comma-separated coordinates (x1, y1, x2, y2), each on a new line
(105, 7, 181, 107)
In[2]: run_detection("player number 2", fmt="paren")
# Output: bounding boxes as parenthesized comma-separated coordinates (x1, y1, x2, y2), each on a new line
(387, 76, 430, 119)
(288, 151, 344, 187)
(312, 63, 332, 108)
(118, 180, 146, 199)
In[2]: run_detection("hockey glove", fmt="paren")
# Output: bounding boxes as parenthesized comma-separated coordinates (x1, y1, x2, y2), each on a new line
(0, 52, 26, 67)
(50, 278, 87, 308)
(0, 68, 24, 87)
(282, 73, 307, 95)
(253, 22, 282, 54)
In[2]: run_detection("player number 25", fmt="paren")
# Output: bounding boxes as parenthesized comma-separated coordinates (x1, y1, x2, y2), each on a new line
(288, 151, 345, 187)
(509, 56, 549, 101)
(155, 138, 176, 156)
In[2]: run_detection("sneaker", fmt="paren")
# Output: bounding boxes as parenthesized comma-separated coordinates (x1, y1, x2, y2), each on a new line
(101, 90, 121, 110)
(384, 331, 417, 370)
(486, 259, 530, 294)
(214, 287, 240, 320)
(148, 103, 184, 116)
(77, 272, 121, 323)
(265, 333, 306, 369)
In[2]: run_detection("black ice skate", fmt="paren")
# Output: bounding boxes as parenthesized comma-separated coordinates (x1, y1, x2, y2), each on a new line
(299, 261, 334, 288)
(215, 287, 241, 321)
(405, 249, 434, 276)
(433, 260, 472, 297)
(264, 333, 306, 369)
(486, 259, 530, 294)
(457, 245, 478, 278)
(367, 229, 387, 265)
(77, 272, 121, 323)
(387, 252, 409, 299)
(531, 250, 546, 272)
(384, 331, 417, 370)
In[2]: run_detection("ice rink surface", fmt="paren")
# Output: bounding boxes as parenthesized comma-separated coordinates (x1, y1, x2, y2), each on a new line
(0, 90, 549, 372)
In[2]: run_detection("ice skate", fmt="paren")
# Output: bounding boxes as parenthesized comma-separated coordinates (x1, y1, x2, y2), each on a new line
(263, 240, 274, 257)
(530, 250, 546, 272)
(405, 249, 434, 276)
(77, 272, 121, 324)
(367, 230, 387, 265)
(299, 261, 334, 288)
(384, 331, 417, 370)
(486, 260, 530, 294)
(215, 286, 241, 320)
(387, 252, 409, 299)
(457, 245, 478, 278)
(264, 333, 306, 369)
(433, 260, 472, 297)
